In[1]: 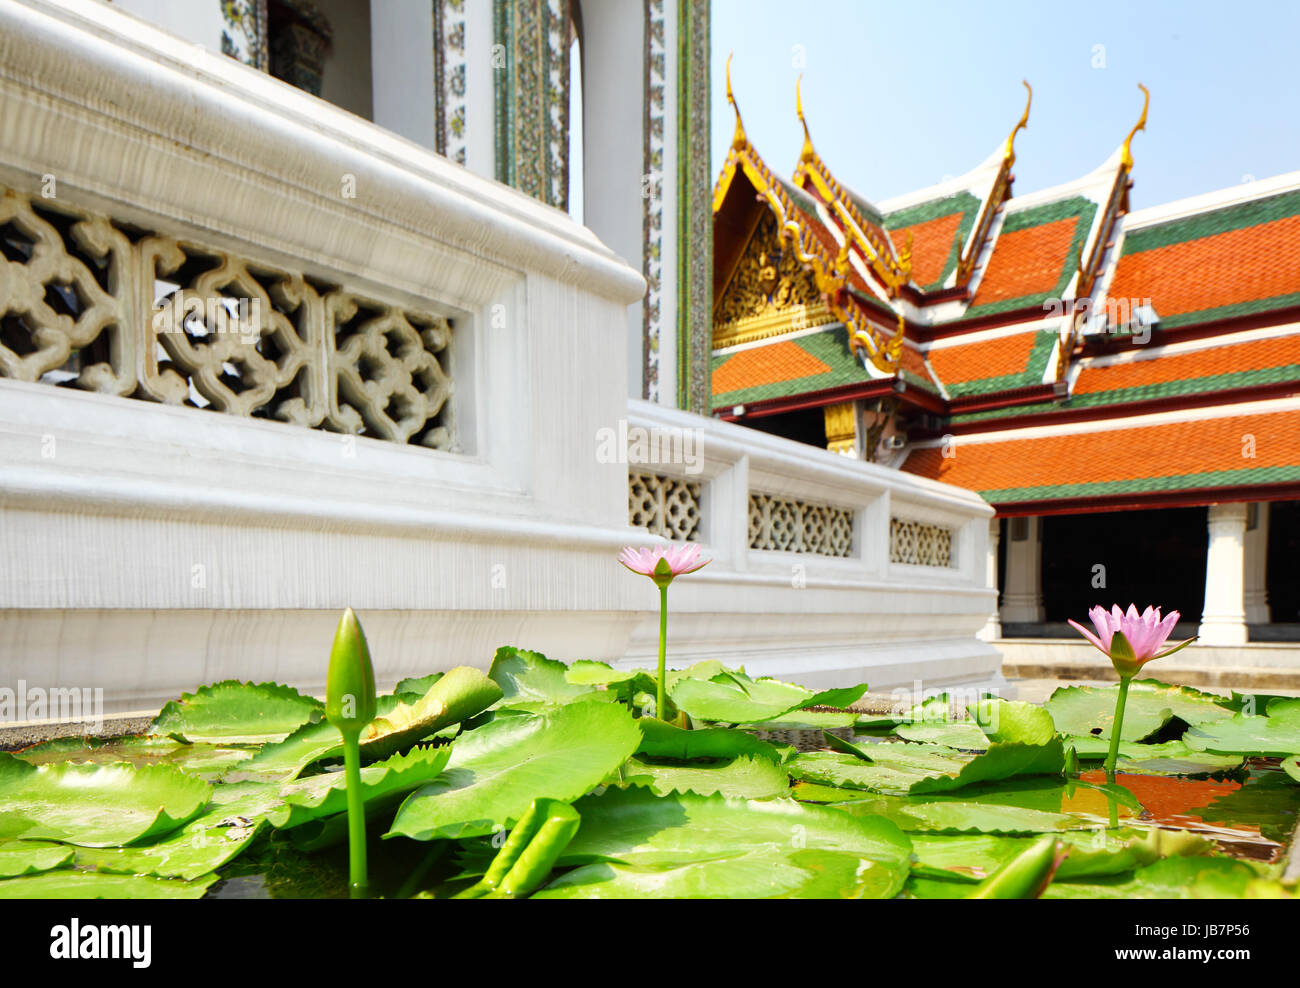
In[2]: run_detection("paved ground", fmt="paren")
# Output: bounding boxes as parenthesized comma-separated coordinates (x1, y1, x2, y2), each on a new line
(0, 714, 153, 752)
(1008, 676, 1300, 705)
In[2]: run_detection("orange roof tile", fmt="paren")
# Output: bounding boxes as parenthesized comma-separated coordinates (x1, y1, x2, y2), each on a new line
(1075, 334, 1300, 395)
(926, 332, 1039, 387)
(902, 407, 1300, 500)
(1107, 214, 1300, 323)
(712, 340, 832, 396)
(891, 211, 966, 290)
(972, 216, 1080, 307)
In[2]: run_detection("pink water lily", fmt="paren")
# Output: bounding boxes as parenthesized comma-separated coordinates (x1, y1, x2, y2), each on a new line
(620, 543, 710, 722)
(1067, 604, 1197, 776)
(1067, 604, 1194, 678)
(618, 543, 710, 587)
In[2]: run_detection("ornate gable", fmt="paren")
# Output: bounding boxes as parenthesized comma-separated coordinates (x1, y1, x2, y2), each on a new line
(714, 211, 834, 348)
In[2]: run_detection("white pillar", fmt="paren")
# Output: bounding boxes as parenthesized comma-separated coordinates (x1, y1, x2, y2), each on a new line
(1198, 502, 1249, 646)
(370, 3, 437, 149)
(1000, 515, 1044, 624)
(977, 517, 1003, 641)
(1244, 502, 1271, 625)
(578, 1, 646, 399)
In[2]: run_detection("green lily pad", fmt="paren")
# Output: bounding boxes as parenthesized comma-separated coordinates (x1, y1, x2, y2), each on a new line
(824, 774, 1143, 832)
(1041, 855, 1268, 899)
(535, 786, 912, 899)
(358, 667, 502, 761)
(636, 719, 785, 762)
(1045, 680, 1234, 742)
(387, 700, 641, 841)
(151, 680, 323, 744)
(0, 753, 211, 847)
(0, 869, 217, 899)
(911, 827, 1213, 882)
(1066, 737, 1245, 776)
(489, 647, 596, 705)
(269, 745, 452, 830)
(0, 841, 75, 878)
(1184, 701, 1300, 757)
(564, 660, 643, 687)
(17, 735, 256, 779)
(75, 780, 284, 880)
(537, 846, 898, 899)
(797, 735, 1065, 796)
(619, 754, 791, 799)
(392, 672, 443, 696)
(894, 721, 990, 749)
(669, 669, 867, 725)
(1283, 755, 1300, 784)
(237, 670, 500, 782)
(970, 699, 1057, 746)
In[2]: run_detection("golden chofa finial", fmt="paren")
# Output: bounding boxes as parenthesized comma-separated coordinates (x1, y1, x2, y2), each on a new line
(1121, 83, 1150, 169)
(796, 75, 815, 162)
(1003, 80, 1032, 163)
(726, 53, 747, 151)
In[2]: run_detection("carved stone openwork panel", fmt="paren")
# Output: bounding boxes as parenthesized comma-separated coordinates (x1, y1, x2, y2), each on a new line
(748, 493, 853, 557)
(629, 472, 701, 542)
(0, 186, 454, 450)
(890, 518, 954, 567)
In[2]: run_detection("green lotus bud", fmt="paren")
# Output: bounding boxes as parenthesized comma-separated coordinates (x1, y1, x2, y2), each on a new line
(326, 608, 377, 734)
(967, 836, 1064, 899)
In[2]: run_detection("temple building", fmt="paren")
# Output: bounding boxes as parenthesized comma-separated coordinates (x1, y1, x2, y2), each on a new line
(712, 66, 1300, 654)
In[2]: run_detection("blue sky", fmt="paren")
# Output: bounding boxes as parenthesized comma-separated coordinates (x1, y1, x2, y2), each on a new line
(710, 0, 1300, 211)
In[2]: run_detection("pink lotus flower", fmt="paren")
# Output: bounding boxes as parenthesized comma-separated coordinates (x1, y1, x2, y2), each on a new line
(618, 543, 710, 587)
(1068, 604, 1195, 679)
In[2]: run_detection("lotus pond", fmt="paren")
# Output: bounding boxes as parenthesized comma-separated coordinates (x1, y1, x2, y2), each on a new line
(1, 643, 1298, 899)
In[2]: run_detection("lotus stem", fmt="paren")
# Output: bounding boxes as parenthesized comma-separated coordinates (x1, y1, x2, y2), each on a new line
(1104, 676, 1133, 777)
(657, 584, 669, 721)
(342, 732, 367, 898)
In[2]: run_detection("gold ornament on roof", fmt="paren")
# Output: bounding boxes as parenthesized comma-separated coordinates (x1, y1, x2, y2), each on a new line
(726, 53, 747, 151)
(796, 75, 816, 163)
(1121, 83, 1149, 170)
(1003, 80, 1032, 163)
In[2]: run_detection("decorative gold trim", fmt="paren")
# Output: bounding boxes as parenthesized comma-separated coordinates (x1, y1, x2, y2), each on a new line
(850, 310, 905, 372)
(824, 400, 856, 455)
(714, 301, 836, 349)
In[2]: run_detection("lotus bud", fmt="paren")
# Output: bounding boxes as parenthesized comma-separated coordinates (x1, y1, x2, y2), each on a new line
(326, 607, 377, 734)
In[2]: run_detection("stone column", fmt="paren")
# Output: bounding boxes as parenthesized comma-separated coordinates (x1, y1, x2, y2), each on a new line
(977, 517, 1003, 641)
(1198, 502, 1249, 646)
(1244, 502, 1271, 625)
(370, 2, 437, 149)
(1000, 515, 1044, 624)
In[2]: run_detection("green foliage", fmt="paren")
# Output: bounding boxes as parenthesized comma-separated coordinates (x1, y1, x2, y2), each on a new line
(10, 655, 1297, 899)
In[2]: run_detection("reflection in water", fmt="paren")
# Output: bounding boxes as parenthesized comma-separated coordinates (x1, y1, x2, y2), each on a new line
(1080, 763, 1300, 862)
